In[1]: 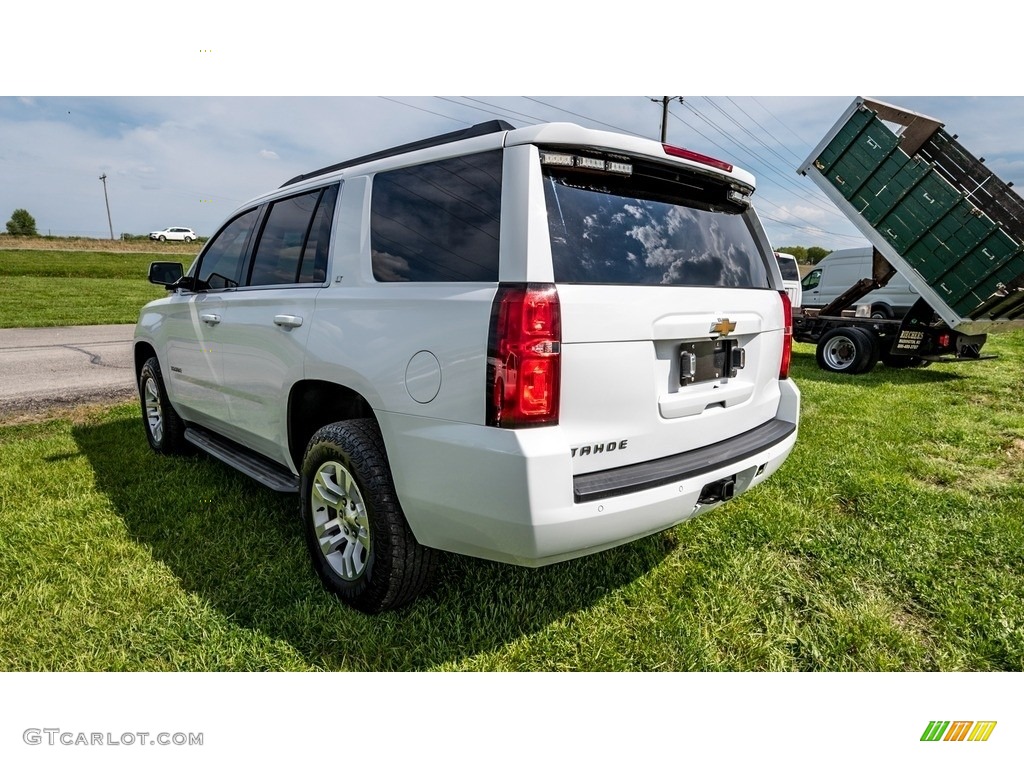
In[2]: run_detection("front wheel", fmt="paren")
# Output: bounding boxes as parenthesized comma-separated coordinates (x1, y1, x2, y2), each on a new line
(138, 357, 188, 454)
(158, 235, 166, 242)
(300, 419, 437, 613)
(184, 236, 194, 242)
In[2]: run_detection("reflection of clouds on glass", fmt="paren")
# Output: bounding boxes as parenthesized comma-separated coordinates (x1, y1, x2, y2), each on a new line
(371, 250, 411, 282)
(543, 175, 766, 288)
(624, 203, 750, 286)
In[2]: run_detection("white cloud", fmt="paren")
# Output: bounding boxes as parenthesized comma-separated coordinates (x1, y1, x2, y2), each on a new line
(2, 96, 1023, 247)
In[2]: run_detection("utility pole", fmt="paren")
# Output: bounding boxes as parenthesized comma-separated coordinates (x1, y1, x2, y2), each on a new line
(99, 173, 114, 239)
(651, 97, 684, 143)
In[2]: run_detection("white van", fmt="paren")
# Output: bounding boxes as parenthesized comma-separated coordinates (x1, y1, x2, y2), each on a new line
(801, 246, 920, 318)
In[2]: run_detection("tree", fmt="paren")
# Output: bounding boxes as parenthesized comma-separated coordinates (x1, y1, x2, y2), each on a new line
(6, 209, 38, 236)
(776, 246, 807, 262)
(806, 246, 831, 264)
(776, 245, 832, 264)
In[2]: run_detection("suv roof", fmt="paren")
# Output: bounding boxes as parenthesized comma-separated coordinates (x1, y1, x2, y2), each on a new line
(281, 120, 515, 188)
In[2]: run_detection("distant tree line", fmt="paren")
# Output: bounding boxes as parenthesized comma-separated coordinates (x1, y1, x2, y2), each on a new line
(776, 245, 831, 264)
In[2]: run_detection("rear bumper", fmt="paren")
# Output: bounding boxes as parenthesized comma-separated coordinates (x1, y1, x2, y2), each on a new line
(379, 378, 800, 566)
(573, 418, 796, 503)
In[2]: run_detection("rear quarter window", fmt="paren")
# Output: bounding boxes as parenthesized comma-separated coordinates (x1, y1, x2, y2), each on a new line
(370, 150, 502, 282)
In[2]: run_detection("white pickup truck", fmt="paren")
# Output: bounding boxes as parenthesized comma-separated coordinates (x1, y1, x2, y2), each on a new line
(135, 120, 800, 612)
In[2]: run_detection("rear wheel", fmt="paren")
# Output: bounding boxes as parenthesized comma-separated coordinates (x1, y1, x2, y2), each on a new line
(870, 303, 894, 320)
(300, 419, 437, 613)
(816, 327, 877, 374)
(848, 327, 879, 373)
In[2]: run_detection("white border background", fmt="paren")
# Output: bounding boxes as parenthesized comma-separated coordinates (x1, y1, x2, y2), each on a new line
(2, 3, 1020, 765)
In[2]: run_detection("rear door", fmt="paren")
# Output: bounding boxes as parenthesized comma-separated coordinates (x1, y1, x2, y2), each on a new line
(534, 148, 788, 476)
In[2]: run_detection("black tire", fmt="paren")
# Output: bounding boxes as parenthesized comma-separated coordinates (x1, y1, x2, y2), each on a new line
(815, 327, 876, 374)
(158, 235, 166, 242)
(300, 419, 436, 613)
(870, 303, 894, 320)
(138, 356, 189, 454)
(848, 326, 879, 373)
(184, 236, 194, 243)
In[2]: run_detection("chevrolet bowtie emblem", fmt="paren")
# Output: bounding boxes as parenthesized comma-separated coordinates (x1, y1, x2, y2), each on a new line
(710, 319, 736, 336)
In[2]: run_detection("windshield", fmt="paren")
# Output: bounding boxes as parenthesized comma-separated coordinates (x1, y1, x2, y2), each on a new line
(542, 169, 770, 288)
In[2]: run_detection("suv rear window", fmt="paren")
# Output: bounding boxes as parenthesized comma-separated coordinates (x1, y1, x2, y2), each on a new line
(542, 163, 769, 288)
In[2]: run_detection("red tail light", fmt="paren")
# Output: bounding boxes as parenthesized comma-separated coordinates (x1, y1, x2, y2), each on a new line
(487, 284, 561, 427)
(779, 290, 793, 380)
(662, 143, 734, 173)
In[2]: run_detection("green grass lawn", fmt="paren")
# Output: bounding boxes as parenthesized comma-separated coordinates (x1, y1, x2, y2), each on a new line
(0, 248, 180, 327)
(2, 333, 1022, 671)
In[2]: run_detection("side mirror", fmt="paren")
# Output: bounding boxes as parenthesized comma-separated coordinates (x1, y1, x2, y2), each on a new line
(148, 262, 184, 288)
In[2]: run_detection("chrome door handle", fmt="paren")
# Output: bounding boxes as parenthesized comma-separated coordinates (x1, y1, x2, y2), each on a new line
(274, 314, 303, 329)
(200, 312, 221, 326)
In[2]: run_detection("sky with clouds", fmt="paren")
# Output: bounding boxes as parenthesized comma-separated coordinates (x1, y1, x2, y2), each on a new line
(4, 5, 1023, 252)
(4, 95, 1024, 251)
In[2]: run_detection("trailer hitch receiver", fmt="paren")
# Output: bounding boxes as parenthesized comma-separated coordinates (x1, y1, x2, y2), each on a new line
(698, 475, 737, 505)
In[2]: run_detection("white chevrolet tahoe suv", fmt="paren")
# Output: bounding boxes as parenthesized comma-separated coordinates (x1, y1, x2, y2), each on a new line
(135, 120, 800, 613)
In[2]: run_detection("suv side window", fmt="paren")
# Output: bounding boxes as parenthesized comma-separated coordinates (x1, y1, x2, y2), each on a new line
(247, 184, 339, 287)
(195, 209, 258, 289)
(370, 150, 502, 282)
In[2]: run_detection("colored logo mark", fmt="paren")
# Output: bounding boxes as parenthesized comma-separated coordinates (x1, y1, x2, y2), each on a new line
(921, 721, 997, 742)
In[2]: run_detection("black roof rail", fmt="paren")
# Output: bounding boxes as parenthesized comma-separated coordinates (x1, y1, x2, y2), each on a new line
(280, 120, 515, 188)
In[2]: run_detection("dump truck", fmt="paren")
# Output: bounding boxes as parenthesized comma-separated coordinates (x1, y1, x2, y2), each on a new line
(794, 97, 1024, 373)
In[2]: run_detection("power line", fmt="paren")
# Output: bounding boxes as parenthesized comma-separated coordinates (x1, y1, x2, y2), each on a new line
(758, 214, 866, 242)
(391, 95, 857, 247)
(521, 97, 645, 136)
(696, 97, 834, 206)
(749, 96, 816, 155)
(724, 96, 808, 166)
(673, 102, 836, 213)
(668, 103, 858, 245)
(442, 97, 545, 125)
(378, 96, 469, 125)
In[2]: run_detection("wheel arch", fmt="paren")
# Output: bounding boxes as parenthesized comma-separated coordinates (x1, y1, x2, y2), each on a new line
(870, 302, 895, 319)
(288, 380, 377, 471)
(133, 340, 158, 381)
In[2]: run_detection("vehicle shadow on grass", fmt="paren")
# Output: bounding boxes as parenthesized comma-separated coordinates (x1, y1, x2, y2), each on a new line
(789, 348, 965, 387)
(73, 412, 672, 671)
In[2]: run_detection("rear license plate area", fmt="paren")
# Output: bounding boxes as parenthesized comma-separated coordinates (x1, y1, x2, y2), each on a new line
(679, 340, 742, 386)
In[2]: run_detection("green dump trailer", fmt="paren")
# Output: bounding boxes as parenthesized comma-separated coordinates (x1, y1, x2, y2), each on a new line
(794, 97, 1024, 374)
